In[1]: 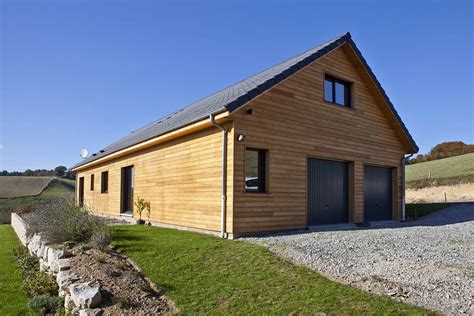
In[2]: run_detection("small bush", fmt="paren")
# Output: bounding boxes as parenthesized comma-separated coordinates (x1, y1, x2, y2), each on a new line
(138, 283, 152, 293)
(27, 199, 105, 243)
(22, 271, 58, 297)
(28, 295, 63, 315)
(114, 260, 126, 270)
(15, 204, 33, 214)
(95, 255, 106, 264)
(90, 230, 111, 251)
(14, 245, 29, 257)
(115, 296, 130, 308)
(63, 240, 76, 249)
(135, 197, 151, 222)
(17, 253, 39, 276)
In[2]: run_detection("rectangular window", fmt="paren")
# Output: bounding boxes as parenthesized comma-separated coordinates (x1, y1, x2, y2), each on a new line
(90, 174, 94, 191)
(101, 171, 108, 193)
(245, 148, 267, 193)
(324, 75, 352, 107)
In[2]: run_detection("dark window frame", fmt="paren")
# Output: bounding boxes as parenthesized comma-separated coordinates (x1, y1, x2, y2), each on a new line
(245, 148, 267, 193)
(101, 171, 109, 194)
(324, 74, 352, 108)
(90, 174, 94, 191)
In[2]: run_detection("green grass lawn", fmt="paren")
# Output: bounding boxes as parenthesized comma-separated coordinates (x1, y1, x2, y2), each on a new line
(0, 225, 29, 315)
(406, 203, 451, 221)
(406, 153, 474, 189)
(111, 225, 432, 315)
(0, 178, 74, 224)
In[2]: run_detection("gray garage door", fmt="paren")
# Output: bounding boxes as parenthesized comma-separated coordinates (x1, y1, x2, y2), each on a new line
(364, 165, 393, 221)
(308, 158, 348, 225)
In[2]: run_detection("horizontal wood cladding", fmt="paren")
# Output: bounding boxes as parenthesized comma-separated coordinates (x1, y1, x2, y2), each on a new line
(76, 123, 234, 233)
(232, 44, 406, 233)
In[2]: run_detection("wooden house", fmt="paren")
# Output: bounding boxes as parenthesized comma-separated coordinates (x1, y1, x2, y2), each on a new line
(72, 33, 418, 238)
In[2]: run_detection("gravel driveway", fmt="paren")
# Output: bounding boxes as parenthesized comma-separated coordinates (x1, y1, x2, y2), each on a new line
(244, 203, 474, 314)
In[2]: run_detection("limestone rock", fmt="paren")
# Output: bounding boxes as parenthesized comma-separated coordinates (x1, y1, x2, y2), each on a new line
(51, 258, 71, 274)
(28, 234, 42, 256)
(39, 258, 49, 272)
(42, 245, 50, 260)
(79, 308, 103, 316)
(57, 271, 78, 288)
(64, 294, 74, 309)
(70, 282, 102, 309)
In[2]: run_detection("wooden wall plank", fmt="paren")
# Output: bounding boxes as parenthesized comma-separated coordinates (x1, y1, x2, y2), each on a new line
(77, 122, 234, 233)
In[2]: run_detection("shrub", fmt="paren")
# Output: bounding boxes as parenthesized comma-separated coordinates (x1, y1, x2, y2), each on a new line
(114, 260, 126, 270)
(28, 295, 63, 315)
(17, 253, 39, 276)
(138, 283, 152, 293)
(14, 245, 29, 257)
(115, 296, 130, 308)
(22, 271, 58, 297)
(90, 230, 111, 252)
(15, 204, 33, 214)
(27, 198, 105, 243)
(134, 197, 151, 222)
(95, 255, 106, 264)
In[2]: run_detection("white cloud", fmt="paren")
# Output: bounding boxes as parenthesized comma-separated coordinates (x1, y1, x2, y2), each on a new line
(0, 145, 3, 150)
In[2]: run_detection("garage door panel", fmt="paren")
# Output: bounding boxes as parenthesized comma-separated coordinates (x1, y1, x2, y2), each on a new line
(364, 165, 392, 221)
(308, 158, 348, 225)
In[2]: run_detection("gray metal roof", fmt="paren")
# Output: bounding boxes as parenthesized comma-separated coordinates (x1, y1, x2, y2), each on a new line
(73, 32, 417, 169)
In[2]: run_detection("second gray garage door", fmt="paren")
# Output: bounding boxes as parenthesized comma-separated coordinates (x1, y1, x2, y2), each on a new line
(364, 165, 393, 221)
(308, 158, 348, 225)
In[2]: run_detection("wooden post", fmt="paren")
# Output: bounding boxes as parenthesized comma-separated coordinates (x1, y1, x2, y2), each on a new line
(444, 192, 447, 203)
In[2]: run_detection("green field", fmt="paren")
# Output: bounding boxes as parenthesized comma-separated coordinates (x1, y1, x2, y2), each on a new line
(0, 179, 75, 224)
(111, 225, 430, 315)
(0, 225, 29, 314)
(406, 153, 474, 189)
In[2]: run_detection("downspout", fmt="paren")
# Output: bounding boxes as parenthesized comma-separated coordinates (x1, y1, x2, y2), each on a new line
(209, 114, 228, 238)
(401, 153, 414, 222)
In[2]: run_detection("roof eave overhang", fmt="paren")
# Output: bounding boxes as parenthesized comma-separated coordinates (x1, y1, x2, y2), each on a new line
(72, 110, 230, 172)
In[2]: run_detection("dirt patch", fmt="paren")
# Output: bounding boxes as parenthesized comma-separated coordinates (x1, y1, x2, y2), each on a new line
(406, 183, 474, 203)
(70, 246, 175, 314)
(0, 176, 54, 198)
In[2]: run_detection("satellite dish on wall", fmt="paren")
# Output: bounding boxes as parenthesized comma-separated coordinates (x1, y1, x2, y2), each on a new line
(80, 149, 89, 159)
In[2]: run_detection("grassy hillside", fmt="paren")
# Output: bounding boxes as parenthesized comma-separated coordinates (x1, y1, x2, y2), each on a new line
(0, 176, 54, 198)
(0, 178, 75, 224)
(406, 153, 474, 189)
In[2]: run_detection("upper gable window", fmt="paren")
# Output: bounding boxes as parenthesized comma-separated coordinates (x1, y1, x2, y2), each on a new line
(324, 75, 352, 108)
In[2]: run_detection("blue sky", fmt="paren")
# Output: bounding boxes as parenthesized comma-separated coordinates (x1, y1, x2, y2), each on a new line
(1, 0, 473, 171)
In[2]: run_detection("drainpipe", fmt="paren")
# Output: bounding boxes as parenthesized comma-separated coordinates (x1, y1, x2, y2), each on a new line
(401, 153, 414, 222)
(209, 114, 228, 238)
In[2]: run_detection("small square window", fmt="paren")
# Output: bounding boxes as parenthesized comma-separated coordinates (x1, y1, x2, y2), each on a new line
(90, 174, 94, 191)
(245, 148, 267, 193)
(101, 171, 108, 193)
(324, 75, 352, 108)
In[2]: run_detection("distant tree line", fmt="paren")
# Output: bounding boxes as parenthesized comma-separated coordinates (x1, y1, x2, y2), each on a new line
(409, 141, 474, 164)
(0, 166, 75, 179)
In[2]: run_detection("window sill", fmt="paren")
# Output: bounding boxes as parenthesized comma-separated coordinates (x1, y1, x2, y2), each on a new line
(244, 191, 271, 196)
(323, 100, 355, 111)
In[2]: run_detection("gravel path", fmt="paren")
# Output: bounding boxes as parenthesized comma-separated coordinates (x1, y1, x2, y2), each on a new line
(244, 203, 474, 314)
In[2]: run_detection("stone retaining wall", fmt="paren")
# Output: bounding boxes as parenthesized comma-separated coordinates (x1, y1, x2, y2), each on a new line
(11, 213, 30, 246)
(10, 213, 102, 315)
